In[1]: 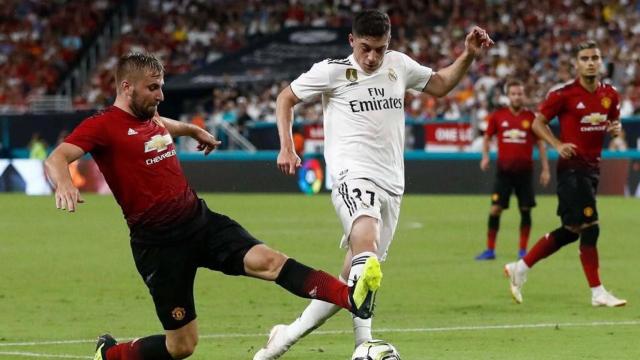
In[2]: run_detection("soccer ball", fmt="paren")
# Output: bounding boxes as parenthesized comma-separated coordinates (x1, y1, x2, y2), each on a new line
(351, 340, 401, 360)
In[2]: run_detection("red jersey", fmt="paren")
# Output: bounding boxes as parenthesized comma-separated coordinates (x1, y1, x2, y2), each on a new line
(539, 79, 620, 172)
(486, 107, 537, 173)
(65, 106, 199, 229)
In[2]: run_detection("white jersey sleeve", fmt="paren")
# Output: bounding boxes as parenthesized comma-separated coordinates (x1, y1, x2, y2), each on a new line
(401, 52, 433, 92)
(290, 60, 331, 102)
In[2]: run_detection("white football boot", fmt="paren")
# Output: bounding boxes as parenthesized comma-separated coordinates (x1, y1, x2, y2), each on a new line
(504, 261, 527, 304)
(253, 324, 296, 360)
(592, 290, 627, 307)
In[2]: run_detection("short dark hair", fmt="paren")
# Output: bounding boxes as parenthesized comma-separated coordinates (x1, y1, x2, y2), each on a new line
(115, 52, 164, 85)
(574, 40, 599, 57)
(505, 79, 524, 93)
(352, 9, 390, 38)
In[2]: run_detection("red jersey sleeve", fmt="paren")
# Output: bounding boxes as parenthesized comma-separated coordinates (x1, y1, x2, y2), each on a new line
(539, 89, 565, 122)
(485, 111, 497, 137)
(64, 116, 108, 153)
(609, 90, 620, 121)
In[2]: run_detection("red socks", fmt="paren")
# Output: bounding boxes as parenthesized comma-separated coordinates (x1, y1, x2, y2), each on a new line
(523, 232, 558, 267)
(275, 258, 350, 310)
(579, 245, 601, 287)
(106, 335, 172, 360)
(519, 225, 530, 252)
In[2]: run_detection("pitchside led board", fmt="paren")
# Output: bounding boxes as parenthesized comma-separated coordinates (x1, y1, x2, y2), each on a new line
(0, 158, 110, 195)
(0, 159, 51, 195)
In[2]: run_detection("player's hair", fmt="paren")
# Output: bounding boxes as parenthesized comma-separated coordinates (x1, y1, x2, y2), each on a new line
(115, 52, 164, 86)
(352, 9, 390, 37)
(573, 40, 599, 57)
(504, 79, 524, 93)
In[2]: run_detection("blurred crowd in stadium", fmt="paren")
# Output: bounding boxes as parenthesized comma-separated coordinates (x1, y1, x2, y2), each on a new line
(2, 0, 640, 132)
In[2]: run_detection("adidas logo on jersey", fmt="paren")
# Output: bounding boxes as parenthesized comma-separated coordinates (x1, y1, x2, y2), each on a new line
(501, 121, 509, 127)
(577, 102, 586, 109)
(127, 128, 138, 135)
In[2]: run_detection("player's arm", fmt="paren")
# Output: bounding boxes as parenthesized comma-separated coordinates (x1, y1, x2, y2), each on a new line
(532, 113, 576, 159)
(607, 118, 622, 137)
(423, 26, 493, 97)
(44, 143, 85, 212)
(537, 139, 551, 186)
(157, 115, 221, 155)
(480, 133, 491, 171)
(276, 86, 302, 175)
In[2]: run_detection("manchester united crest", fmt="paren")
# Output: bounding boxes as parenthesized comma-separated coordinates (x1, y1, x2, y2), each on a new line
(346, 68, 358, 82)
(521, 120, 531, 129)
(171, 307, 186, 321)
(601, 97, 611, 109)
(583, 206, 594, 217)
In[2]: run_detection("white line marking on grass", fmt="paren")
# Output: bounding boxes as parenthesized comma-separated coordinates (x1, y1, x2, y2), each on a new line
(0, 351, 91, 359)
(1, 320, 639, 348)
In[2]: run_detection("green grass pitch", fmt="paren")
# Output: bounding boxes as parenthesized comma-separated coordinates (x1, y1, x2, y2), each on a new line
(1, 193, 639, 359)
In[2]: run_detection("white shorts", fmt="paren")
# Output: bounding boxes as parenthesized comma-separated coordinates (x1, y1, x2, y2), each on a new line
(331, 178, 402, 261)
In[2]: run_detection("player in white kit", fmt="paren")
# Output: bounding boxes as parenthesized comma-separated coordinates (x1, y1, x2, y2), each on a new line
(254, 9, 493, 359)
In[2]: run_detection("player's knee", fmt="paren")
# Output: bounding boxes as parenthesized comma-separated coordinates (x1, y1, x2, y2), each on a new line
(167, 334, 198, 359)
(553, 226, 580, 247)
(580, 224, 599, 247)
(489, 206, 502, 216)
(244, 245, 287, 280)
(349, 216, 379, 253)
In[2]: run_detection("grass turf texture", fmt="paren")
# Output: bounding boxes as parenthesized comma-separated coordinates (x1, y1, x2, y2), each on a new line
(1, 194, 639, 359)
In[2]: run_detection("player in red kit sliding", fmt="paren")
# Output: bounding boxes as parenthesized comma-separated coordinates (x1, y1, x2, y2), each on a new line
(44, 53, 381, 360)
(475, 80, 550, 260)
(504, 41, 626, 307)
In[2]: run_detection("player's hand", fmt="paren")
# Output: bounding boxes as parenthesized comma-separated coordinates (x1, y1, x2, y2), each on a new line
(556, 143, 577, 159)
(607, 121, 622, 137)
(55, 182, 84, 212)
(277, 149, 301, 175)
(539, 168, 551, 187)
(465, 26, 494, 57)
(194, 129, 221, 155)
(480, 156, 490, 171)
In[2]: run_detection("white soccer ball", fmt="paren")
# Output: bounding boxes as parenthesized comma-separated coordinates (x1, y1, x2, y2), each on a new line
(351, 339, 401, 360)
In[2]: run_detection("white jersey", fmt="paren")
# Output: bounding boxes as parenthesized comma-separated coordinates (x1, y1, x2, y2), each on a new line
(290, 51, 432, 195)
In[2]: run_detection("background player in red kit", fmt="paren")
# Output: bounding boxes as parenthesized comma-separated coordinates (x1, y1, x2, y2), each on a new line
(475, 80, 550, 260)
(504, 41, 626, 307)
(44, 53, 381, 360)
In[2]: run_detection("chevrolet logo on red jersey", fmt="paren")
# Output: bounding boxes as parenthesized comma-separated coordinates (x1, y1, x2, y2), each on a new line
(580, 113, 607, 126)
(144, 134, 173, 153)
(503, 129, 526, 140)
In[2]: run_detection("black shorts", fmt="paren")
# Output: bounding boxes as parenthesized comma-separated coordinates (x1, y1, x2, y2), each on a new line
(491, 170, 536, 209)
(556, 169, 599, 226)
(130, 200, 262, 330)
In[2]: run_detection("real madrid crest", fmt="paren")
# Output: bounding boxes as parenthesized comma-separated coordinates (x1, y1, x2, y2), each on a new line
(388, 68, 397, 82)
(601, 97, 611, 109)
(346, 68, 358, 82)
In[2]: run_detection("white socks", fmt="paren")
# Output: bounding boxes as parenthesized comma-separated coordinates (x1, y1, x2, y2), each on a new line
(285, 251, 379, 347)
(516, 259, 530, 274)
(591, 285, 606, 297)
(285, 299, 341, 341)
